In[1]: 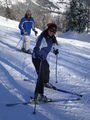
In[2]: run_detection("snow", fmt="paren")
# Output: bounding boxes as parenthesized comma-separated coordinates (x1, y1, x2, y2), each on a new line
(11, 0, 26, 5)
(48, 0, 70, 12)
(0, 0, 70, 15)
(0, 16, 90, 120)
(0, 0, 26, 6)
(0, 16, 18, 29)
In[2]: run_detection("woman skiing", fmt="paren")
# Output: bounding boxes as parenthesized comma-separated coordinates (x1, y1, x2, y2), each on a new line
(32, 23, 59, 102)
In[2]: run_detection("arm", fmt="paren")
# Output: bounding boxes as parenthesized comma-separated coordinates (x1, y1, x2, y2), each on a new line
(19, 18, 25, 34)
(31, 18, 38, 36)
(34, 34, 43, 51)
(33, 33, 44, 58)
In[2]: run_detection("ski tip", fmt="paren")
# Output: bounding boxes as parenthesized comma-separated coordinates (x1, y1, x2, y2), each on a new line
(6, 103, 17, 107)
(33, 111, 36, 115)
(77, 98, 81, 100)
(80, 95, 83, 97)
(23, 79, 28, 81)
(78, 94, 83, 97)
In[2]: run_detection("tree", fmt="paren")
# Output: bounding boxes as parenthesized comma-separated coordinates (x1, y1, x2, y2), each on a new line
(85, 0, 90, 32)
(69, 0, 88, 33)
(4, 0, 12, 19)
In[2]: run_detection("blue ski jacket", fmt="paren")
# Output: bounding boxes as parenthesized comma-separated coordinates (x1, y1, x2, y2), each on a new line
(33, 29, 58, 60)
(19, 16, 35, 35)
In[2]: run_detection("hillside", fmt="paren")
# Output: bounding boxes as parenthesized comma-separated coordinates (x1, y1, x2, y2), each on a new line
(0, 16, 90, 120)
(0, 0, 70, 13)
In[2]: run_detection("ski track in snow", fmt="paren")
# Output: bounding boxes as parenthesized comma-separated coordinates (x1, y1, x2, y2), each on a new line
(0, 18, 90, 120)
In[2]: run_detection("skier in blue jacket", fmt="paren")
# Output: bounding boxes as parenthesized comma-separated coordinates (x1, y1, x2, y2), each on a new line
(19, 9, 38, 53)
(32, 23, 59, 102)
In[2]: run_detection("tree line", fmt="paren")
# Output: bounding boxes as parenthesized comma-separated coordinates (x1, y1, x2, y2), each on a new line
(0, 0, 90, 33)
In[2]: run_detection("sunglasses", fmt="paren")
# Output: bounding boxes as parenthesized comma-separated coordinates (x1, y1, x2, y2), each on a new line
(49, 29, 56, 34)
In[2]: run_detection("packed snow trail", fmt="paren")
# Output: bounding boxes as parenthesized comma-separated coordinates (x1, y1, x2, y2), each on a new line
(0, 17, 90, 120)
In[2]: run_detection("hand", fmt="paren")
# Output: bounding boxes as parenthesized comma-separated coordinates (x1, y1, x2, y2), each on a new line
(38, 54, 45, 61)
(24, 31, 27, 35)
(35, 31, 38, 36)
(54, 49, 59, 55)
(39, 55, 44, 60)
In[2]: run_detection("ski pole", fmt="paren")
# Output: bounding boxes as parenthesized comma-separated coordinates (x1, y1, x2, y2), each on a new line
(55, 54, 58, 83)
(33, 60, 42, 114)
(16, 36, 23, 48)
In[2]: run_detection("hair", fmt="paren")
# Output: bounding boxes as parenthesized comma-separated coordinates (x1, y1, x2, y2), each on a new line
(25, 9, 31, 19)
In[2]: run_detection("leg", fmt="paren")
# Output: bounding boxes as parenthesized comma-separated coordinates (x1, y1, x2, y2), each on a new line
(32, 58, 44, 96)
(22, 35, 25, 49)
(21, 35, 25, 51)
(43, 60, 55, 88)
(32, 58, 40, 75)
(24, 35, 30, 51)
(43, 60, 50, 84)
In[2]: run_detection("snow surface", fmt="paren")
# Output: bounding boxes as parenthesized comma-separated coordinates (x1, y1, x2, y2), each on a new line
(0, 0, 26, 6)
(48, 0, 70, 12)
(0, 16, 90, 120)
(0, 0, 69, 14)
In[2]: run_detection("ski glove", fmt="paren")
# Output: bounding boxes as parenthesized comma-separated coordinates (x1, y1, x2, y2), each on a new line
(35, 31, 38, 36)
(54, 49, 59, 55)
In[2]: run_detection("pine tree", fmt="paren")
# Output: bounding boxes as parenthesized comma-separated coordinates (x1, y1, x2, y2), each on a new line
(69, 0, 88, 33)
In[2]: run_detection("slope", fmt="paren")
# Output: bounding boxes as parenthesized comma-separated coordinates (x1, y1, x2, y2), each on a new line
(0, 16, 90, 120)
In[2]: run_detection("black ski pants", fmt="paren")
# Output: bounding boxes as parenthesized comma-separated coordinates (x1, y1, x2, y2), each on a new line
(32, 57, 50, 96)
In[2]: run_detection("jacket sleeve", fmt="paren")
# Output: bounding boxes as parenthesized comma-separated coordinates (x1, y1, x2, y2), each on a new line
(34, 34, 43, 50)
(19, 18, 25, 34)
(33, 33, 43, 58)
(31, 18, 36, 32)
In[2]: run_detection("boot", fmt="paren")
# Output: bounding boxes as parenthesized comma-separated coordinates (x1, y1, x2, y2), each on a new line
(25, 50, 31, 54)
(21, 48, 26, 52)
(44, 82, 56, 89)
(36, 94, 52, 103)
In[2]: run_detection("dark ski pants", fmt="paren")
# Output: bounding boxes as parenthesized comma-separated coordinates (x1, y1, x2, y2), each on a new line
(32, 57, 50, 96)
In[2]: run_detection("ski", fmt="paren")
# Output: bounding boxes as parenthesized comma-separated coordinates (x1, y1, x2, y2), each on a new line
(29, 96, 81, 104)
(47, 86, 83, 97)
(5, 97, 81, 107)
(29, 96, 53, 104)
(6, 101, 30, 107)
(23, 79, 83, 97)
(24, 79, 35, 83)
(17, 49, 32, 55)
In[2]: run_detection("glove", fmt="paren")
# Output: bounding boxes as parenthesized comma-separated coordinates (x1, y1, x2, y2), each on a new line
(35, 31, 38, 36)
(54, 49, 59, 55)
